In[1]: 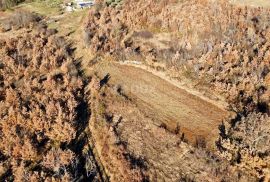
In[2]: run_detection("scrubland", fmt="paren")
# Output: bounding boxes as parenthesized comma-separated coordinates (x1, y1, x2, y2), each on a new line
(0, 13, 103, 180)
(83, 0, 270, 181)
(1, 0, 270, 181)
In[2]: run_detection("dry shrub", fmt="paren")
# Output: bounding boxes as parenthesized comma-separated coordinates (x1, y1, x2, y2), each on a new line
(42, 148, 75, 173)
(0, 28, 97, 181)
(217, 113, 270, 180)
(84, 6, 128, 53)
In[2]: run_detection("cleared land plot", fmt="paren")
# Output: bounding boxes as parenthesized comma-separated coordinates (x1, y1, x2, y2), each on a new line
(93, 61, 229, 148)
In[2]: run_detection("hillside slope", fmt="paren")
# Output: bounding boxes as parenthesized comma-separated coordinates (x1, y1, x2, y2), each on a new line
(92, 61, 229, 148)
(83, 0, 270, 180)
(1, 0, 270, 181)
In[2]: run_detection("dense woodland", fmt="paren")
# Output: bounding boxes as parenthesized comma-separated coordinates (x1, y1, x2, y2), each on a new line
(0, 21, 101, 180)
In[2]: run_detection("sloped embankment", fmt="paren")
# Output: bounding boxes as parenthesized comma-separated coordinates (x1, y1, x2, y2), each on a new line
(86, 72, 254, 182)
(92, 61, 229, 149)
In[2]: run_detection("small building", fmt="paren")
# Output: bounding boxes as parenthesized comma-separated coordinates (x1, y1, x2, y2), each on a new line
(75, 0, 94, 9)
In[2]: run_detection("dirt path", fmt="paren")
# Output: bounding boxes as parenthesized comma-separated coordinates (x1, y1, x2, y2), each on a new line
(92, 61, 229, 148)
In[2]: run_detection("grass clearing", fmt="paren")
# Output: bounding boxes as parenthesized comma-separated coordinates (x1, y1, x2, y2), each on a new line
(90, 60, 230, 149)
(17, 0, 63, 15)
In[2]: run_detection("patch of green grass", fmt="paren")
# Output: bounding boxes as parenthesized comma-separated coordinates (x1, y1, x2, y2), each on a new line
(17, 0, 63, 15)
(47, 21, 58, 29)
(48, 9, 88, 36)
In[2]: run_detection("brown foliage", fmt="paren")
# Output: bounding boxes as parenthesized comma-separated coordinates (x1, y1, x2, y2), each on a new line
(0, 29, 87, 181)
(217, 113, 270, 180)
(84, 0, 270, 180)
(83, 5, 128, 53)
